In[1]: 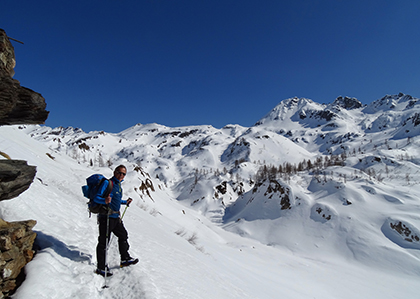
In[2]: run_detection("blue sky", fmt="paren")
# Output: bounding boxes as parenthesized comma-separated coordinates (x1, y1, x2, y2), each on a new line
(2, 1, 420, 133)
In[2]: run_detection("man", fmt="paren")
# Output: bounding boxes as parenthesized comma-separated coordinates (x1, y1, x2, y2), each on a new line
(94, 165, 138, 277)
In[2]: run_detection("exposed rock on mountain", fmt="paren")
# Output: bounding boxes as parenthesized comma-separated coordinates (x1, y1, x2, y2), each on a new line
(0, 29, 49, 125)
(332, 96, 363, 110)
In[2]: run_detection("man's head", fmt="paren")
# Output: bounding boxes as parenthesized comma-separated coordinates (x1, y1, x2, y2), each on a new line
(114, 165, 127, 181)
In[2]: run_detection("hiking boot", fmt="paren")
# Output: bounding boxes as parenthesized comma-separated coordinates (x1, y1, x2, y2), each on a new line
(95, 267, 113, 277)
(120, 257, 139, 268)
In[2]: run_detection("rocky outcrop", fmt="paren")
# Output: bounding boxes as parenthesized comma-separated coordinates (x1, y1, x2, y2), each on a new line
(0, 160, 37, 201)
(0, 219, 36, 297)
(0, 29, 49, 125)
(0, 28, 48, 297)
(0, 30, 15, 78)
(332, 96, 363, 110)
(0, 76, 49, 125)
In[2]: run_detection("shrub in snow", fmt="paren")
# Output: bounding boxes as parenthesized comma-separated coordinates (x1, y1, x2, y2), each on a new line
(382, 218, 420, 249)
(310, 203, 337, 223)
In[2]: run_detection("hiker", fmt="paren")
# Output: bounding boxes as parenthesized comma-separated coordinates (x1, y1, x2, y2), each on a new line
(95, 165, 138, 277)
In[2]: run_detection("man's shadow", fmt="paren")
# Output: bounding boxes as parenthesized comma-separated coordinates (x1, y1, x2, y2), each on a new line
(34, 231, 92, 263)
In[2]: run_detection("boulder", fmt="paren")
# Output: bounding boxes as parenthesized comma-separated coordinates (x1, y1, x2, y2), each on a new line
(0, 160, 37, 201)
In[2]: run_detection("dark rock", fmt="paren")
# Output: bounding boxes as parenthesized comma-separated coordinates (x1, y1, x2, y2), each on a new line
(0, 160, 36, 201)
(0, 29, 15, 78)
(0, 28, 49, 125)
(0, 77, 49, 125)
(0, 219, 37, 296)
(333, 96, 363, 110)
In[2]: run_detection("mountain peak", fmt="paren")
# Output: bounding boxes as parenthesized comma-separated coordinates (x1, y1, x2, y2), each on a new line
(363, 93, 418, 114)
(331, 96, 363, 110)
(254, 97, 323, 126)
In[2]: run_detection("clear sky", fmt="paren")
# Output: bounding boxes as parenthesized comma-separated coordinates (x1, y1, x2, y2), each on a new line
(2, 1, 420, 133)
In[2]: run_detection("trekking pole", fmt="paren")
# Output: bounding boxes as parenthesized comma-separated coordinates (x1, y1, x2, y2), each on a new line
(102, 206, 111, 289)
(121, 201, 130, 220)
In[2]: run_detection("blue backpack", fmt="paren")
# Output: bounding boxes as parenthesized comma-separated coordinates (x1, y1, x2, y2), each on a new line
(82, 174, 113, 216)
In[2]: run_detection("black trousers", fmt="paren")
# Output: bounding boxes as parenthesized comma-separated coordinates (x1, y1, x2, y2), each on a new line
(96, 216, 130, 270)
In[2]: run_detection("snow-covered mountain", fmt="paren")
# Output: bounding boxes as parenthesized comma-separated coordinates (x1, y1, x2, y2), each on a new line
(1, 93, 420, 298)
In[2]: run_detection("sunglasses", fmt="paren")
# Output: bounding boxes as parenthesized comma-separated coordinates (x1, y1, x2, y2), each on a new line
(116, 171, 126, 176)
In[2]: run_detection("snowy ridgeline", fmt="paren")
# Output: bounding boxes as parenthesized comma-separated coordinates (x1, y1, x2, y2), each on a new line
(0, 93, 420, 298)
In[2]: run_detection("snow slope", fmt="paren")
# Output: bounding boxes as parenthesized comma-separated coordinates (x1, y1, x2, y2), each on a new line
(1, 93, 420, 298)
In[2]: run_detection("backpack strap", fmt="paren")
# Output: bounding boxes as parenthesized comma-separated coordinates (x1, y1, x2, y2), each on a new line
(99, 178, 113, 199)
(104, 179, 113, 197)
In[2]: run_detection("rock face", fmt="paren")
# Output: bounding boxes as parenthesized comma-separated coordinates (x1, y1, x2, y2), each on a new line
(0, 28, 48, 297)
(0, 76, 49, 125)
(0, 160, 37, 201)
(0, 30, 15, 78)
(0, 219, 37, 296)
(0, 29, 49, 125)
(332, 96, 363, 110)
